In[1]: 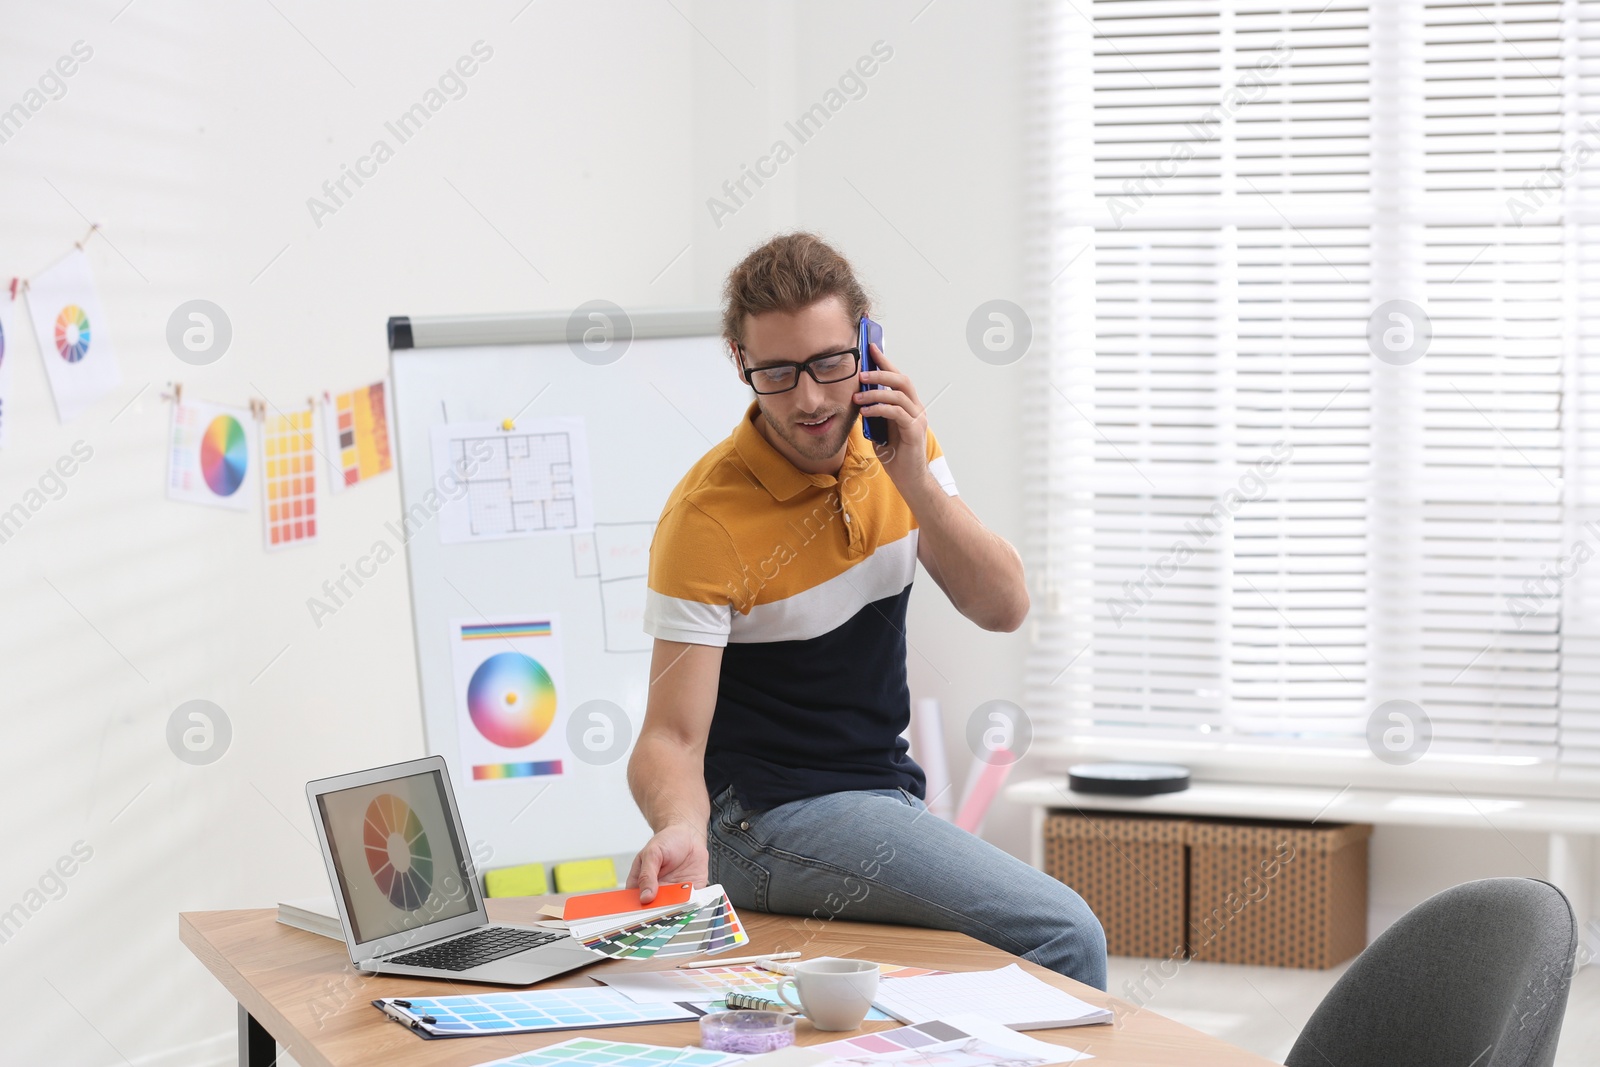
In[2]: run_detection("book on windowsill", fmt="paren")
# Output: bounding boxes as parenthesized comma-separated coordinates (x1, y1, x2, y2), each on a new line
(276, 896, 342, 941)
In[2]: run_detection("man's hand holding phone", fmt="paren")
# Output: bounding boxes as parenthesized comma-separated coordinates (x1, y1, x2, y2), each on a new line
(855, 339, 933, 496)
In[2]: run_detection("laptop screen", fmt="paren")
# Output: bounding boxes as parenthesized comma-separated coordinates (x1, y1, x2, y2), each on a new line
(314, 768, 478, 946)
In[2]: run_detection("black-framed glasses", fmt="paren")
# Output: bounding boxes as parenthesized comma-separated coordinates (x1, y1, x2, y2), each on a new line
(735, 345, 861, 394)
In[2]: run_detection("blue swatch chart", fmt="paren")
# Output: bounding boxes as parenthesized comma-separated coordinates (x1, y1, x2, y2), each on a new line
(377, 987, 700, 1036)
(475, 1037, 737, 1067)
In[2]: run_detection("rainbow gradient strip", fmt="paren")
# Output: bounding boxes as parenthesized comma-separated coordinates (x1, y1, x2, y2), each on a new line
(460, 621, 552, 640)
(474, 760, 563, 780)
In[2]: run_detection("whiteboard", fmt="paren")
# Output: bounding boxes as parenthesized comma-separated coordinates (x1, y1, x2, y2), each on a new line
(389, 309, 749, 874)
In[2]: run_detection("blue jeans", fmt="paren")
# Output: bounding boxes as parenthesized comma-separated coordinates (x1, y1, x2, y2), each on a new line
(706, 784, 1107, 990)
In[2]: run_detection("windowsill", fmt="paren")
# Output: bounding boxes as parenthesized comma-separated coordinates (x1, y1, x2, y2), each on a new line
(1034, 738, 1600, 803)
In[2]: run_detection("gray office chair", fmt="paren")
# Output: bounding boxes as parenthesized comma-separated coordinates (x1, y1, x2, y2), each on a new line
(1285, 878, 1576, 1067)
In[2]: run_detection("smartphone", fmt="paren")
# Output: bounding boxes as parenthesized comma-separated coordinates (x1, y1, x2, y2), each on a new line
(858, 316, 888, 443)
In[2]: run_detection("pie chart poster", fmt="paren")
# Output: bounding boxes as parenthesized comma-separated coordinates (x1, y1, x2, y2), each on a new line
(449, 615, 571, 786)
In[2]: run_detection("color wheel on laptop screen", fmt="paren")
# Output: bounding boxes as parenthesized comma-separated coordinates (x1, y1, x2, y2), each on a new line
(200, 414, 248, 496)
(364, 794, 434, 910)
(54, 305, 90, 362)
(467, 651, 557, 748)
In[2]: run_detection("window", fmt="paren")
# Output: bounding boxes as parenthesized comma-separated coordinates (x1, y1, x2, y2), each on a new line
(1026, 0, 1600, 770)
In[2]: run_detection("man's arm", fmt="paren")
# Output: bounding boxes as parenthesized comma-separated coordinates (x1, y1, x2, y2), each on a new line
(853, 344, 1028, 632)
(625, 637, 724, 903)
(903, 478, 1030, 632)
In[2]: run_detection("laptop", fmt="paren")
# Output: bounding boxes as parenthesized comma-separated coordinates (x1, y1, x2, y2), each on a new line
(306, 755, 599, 984)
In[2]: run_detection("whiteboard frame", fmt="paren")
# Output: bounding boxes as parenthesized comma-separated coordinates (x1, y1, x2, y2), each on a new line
(388, 308, 723, 351)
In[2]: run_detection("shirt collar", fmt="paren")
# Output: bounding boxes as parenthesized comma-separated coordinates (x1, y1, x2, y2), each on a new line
(732, 400, 874, 502)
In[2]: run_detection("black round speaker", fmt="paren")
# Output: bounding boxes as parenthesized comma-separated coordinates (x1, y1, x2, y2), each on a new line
(1067, 762, 1191, 796)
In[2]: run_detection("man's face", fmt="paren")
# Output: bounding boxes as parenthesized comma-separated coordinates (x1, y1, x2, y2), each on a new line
(738, 295, 861, 468)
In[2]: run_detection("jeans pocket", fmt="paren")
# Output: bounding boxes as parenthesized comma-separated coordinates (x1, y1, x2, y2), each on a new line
(708, 820, 771, 912)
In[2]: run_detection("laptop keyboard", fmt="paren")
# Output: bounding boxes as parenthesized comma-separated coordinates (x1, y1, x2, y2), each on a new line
(388, 927, 564, 971)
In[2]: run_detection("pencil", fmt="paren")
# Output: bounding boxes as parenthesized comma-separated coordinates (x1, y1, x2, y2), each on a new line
(682, 951, 801, 968)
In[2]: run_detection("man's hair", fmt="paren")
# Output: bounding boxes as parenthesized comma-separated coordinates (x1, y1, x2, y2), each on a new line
(721, 232, 871, 351)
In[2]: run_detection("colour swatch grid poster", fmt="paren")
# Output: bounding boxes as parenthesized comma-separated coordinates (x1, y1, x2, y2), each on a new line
(260, 405, 318, 549)
(449, 615, 570, 782)
(24, 249, 122, 423)
(167, 401, 253, 510)
(322, 380, 392, 492)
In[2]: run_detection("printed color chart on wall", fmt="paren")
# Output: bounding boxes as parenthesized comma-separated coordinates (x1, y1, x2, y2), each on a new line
(167, 400, 253, 510)
(449, 615, 570, 783)
(24, 249, 122, 423)
(323, 380, 392, 492)
(0, 298, 12, 447)
(260, 405, 319, 549)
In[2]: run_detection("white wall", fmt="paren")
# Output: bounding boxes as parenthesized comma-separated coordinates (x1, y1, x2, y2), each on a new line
(0, 2, 707, 1062)
(0, 2, 1568, 1064)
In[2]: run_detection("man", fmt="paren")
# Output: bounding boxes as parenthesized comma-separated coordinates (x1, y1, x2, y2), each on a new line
(625, 233, 1105, 989)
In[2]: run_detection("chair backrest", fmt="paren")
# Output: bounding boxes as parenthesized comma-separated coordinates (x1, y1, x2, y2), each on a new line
(1285, 878, 1576, 1067)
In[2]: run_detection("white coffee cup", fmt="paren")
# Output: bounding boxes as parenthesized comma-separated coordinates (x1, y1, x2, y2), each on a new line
(775, 958, 881, 1031)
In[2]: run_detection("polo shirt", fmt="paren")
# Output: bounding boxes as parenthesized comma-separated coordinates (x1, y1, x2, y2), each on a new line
(643, 400, 960, 809)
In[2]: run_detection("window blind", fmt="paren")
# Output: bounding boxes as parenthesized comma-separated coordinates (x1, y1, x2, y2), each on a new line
(1026, 0, 1600, 767)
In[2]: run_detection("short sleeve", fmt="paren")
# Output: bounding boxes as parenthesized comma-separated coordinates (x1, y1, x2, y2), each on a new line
(925, 427, 959, 496)
(643, 502, 741, 647)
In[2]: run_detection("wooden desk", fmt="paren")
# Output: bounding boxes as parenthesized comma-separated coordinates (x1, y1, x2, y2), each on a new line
(180, 899, 1277, 1067)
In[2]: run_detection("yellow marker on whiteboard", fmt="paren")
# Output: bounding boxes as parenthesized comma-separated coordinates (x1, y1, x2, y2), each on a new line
(502, 418, 516, 431)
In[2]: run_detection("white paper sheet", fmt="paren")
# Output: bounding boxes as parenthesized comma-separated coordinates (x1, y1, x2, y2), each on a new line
(871, 964, 1112, 1030)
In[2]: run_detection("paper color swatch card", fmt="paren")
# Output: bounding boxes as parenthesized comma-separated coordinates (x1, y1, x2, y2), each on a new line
(322, 380, 392, 492)
(260, 404, 319, 549)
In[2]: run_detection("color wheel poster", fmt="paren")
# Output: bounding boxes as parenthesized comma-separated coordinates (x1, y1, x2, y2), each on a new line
(167, 400, 253, 510)
(450, 615, 570, 783)
(0, 297, 12, 448)
(25, 249, 122, 423)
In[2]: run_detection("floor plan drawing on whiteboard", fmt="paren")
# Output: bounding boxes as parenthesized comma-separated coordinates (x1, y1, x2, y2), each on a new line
(431, 417, 595, 544)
